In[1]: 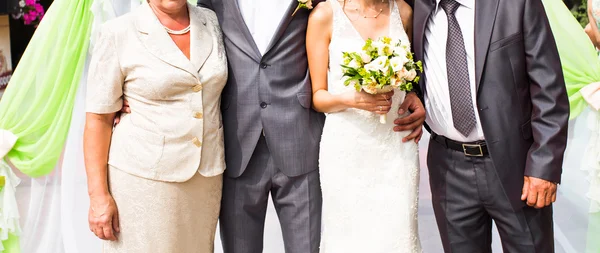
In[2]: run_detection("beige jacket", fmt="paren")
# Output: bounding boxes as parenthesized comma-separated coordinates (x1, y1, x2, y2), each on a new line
(86, 2, 227, 182)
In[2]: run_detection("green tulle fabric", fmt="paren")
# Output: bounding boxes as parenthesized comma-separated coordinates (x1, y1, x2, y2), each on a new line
(0, 0, 93, 177)
(543, 0, 600, 119)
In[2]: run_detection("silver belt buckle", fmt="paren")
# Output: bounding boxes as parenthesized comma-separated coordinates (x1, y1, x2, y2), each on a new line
(462, 143, 484, 157)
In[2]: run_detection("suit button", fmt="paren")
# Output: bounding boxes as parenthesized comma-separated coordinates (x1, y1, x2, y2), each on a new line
(192, 137, 202, 147)
(192, 84, 203, 92)
(260, 63, 268, 69)
(194, 112, 203, 119)
(260, 102, 267, 108)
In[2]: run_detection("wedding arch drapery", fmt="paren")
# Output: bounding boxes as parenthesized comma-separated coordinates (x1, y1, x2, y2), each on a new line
(0, 0, 93, 178)
(542, 0, 600, 251)
(16, 1, 141, 252)
(0, 0, 138, 251)
(0, 0, 95, 250)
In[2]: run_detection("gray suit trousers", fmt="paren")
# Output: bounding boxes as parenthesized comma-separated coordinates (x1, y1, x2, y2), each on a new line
(427, 137, 554, 253)
(219, 136, 322, 253)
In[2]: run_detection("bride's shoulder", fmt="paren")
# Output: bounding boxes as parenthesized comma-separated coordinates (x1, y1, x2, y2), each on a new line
(308, 0, 334, 26)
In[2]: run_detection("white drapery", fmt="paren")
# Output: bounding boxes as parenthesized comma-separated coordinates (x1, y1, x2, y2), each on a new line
(15, 1, 139, 252)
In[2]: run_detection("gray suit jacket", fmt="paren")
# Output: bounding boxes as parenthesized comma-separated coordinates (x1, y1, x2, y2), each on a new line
(198, 0, 325, 177)
(413, 0, 570, 208)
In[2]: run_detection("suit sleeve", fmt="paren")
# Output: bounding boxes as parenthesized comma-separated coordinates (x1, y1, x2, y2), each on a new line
(523, 0, 570, 184)
(197, 0, 213, 9)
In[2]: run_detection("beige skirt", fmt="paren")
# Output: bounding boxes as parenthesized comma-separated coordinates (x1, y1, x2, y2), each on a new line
(103, 166, 223, 253)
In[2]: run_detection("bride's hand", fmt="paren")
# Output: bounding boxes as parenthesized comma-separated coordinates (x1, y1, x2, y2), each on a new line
(89, 193, 120, 241)
(345, 90, 394, 115)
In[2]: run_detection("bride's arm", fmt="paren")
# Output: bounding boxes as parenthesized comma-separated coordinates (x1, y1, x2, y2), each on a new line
(307, 2, 392, 114)
(307, 3, 347, 113)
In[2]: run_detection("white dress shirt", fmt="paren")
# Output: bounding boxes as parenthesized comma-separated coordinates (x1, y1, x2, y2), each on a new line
(237, 0, 290, 55)
(423, 0, 484, 142)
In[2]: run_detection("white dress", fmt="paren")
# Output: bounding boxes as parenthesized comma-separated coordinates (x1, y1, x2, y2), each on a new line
(319, 1, 422, 252)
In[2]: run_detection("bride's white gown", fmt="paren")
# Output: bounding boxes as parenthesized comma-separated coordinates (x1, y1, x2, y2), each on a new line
(319, 0, 422, 252)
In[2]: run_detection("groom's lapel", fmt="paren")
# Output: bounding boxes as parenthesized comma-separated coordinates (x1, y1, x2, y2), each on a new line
(413, 0, 435, 93)
(226, 0, 262, 62)
(263, 0, 299, 56)
(474, 0, 500, 91)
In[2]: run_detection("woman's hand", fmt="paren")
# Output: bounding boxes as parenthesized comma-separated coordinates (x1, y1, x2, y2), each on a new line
(84, 112, 118, 240)
(344, 90, 394, 115)
(89, 193, 120, 241)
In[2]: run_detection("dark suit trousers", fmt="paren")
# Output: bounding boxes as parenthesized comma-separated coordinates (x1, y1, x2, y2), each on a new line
(427, 138, 554, 253)
(219, 136, 322, 253)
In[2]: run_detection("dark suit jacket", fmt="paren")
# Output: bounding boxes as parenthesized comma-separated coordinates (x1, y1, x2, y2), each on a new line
(413, 0, 570, 208)
(198, 0, 326, 178)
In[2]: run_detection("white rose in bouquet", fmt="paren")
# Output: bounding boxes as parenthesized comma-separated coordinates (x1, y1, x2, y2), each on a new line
(373, 41, 393, 57)
(393, 42, 410, 56)
(389, 56, 408, 73)
(361, 77, 379, 94)
(364, 62, 378, 73)
(369, 56, 389, 73)
(359, 51, 372, 63)
(405, 69, 417, 81)
(347, 59, 361, 69)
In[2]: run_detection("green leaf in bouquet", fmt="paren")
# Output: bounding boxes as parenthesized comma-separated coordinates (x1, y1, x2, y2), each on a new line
(381, 36, 392, 45)
(350, 53, 363, 65)
(341, 65, 358, 74)
(413, 76, 420, 84)
(363, 38, 374, 52)
(416, 61, 423, 72)
(377, 74, 390, 87)
(342, 52, 353, 65)
(343, 76, 361, 86)
(358, 68, 368, 77)
(401, 82, 413, 92)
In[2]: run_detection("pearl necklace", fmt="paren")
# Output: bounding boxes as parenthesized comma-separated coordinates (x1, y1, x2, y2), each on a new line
(164, 25, 191, 35)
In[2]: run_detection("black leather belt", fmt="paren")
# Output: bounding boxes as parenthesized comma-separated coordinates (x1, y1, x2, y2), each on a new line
(431, 132, 489, 157)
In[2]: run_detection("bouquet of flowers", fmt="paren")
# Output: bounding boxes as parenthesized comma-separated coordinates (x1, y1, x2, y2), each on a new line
(12, 0, 45, 26)
(341, 37, 422, 123)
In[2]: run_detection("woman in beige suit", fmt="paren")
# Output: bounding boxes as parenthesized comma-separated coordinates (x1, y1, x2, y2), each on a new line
(83, 0, 227, 251)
